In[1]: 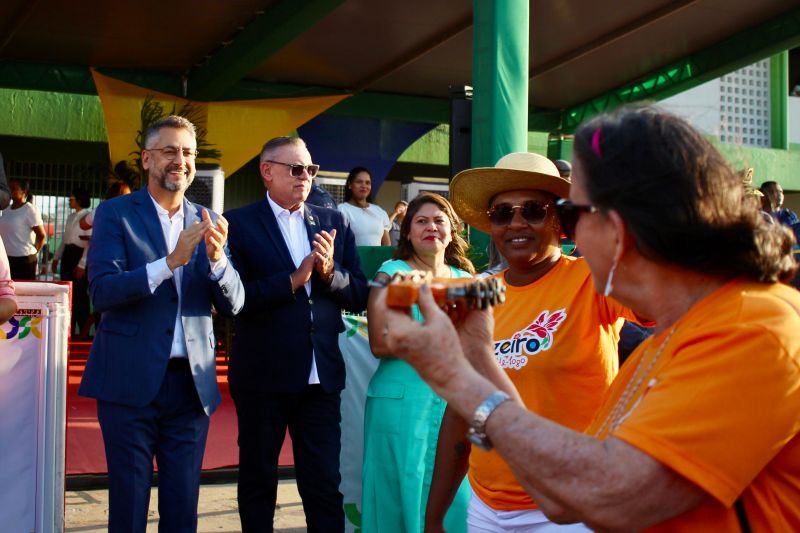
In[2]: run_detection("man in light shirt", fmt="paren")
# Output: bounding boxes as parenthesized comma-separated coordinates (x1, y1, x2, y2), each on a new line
(225, 136, 368, 532)
(51, 187, 92, 335)
(79, 115, 244, 533)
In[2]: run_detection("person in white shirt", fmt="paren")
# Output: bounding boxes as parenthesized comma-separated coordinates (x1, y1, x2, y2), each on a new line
(337, 166, 391, 246)
(0, 178, 46, 280)
(52, 187, 93, 335)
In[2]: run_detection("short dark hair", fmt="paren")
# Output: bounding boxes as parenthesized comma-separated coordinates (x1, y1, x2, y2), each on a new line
(105, 181, 131, 200)
(259, 136, 307, 163)
(573, 104, 796, 283)
(344, 166, 373, 203)
(393, 192, 475, 275)
(10, 178, 33, 203)
(144, 115, 197, 148)
(72, 187, 91, 208)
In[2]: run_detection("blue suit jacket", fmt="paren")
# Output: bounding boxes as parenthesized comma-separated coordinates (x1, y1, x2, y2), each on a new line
(224, 199, 368, 393)
(79, 188, 244, 415)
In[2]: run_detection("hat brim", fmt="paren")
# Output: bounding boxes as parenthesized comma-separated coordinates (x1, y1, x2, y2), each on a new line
(450, 167, 571, 233)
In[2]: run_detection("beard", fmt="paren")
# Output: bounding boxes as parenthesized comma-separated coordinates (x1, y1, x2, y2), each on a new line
(152, 163, 195, 193)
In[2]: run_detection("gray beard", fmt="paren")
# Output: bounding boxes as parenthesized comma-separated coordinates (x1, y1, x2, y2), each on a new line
(154, 168, 194, 193)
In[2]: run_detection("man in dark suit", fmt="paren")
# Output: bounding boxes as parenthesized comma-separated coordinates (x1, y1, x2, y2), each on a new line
(225, 136, 368, 532)
(79, 115, 244, 533)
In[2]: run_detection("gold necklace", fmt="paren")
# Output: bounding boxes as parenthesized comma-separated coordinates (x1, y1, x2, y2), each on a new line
(594, 327, 676, 438)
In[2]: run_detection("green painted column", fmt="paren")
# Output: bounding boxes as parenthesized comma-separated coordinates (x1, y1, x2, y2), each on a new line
(770, 51, 789, 150)
(470, 0, 529, 268)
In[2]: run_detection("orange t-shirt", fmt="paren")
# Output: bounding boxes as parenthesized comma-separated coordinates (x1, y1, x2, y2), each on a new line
(469, 255, 638, 510)
(587, 280, 800, 531)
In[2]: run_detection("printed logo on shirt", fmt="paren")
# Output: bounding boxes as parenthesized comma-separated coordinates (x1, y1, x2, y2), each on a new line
(493, 309, 567, 369)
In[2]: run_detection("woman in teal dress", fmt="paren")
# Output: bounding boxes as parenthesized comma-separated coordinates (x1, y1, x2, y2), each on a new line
(362, 192, 475, 533)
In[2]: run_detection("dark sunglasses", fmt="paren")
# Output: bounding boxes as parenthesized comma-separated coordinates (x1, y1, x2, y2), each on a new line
(487, 201, 549, 226)
(555, 199, 599, 240)
(265, 160, 320, 178)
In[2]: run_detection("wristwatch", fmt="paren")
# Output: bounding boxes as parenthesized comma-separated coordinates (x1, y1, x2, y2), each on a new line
(466, 390, 512, 451)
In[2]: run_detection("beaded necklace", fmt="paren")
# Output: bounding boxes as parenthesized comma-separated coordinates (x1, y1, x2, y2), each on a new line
(594, 327, 676, 438)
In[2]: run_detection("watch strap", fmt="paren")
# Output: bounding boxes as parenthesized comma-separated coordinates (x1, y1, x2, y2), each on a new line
(466, 390, 512, 451)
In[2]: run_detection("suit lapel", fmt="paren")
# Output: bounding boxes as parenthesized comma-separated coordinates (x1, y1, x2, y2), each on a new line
(180, 199, 202, 295)
(257, 198, 297, 271)
(132, 188, 169, 258)
(303, 205, 320, 247)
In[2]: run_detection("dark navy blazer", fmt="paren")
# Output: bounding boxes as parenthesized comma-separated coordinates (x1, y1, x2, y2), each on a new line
(224, 198, 368, 394)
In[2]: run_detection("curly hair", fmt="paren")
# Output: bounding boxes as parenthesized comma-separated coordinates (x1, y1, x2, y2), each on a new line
(573, 104, 796, 283)
(393, 192, 475, 275)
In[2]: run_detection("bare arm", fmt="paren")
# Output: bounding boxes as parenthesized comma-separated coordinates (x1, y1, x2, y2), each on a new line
(0, 298, 16, 325)
(381, 230, 391, 246)
(424, 406, 470, 532)
(32, 225, 45, 253)
(380, 287, 707, 532)
(366, 272, 394, 357)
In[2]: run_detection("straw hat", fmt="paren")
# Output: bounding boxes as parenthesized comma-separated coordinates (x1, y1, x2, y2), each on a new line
(450, 152, 570, 233)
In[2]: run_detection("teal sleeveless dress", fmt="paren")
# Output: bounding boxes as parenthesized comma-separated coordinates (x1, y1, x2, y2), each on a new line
(361, 259, 471, 533)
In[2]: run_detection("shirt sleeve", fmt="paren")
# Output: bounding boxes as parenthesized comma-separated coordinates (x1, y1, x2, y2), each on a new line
(613, 323, 800, 506)
(380, 206, 391, 231)
(28, 204, 43, 227)
(145, 258, 174, 294)
(208, 255, 228, 280)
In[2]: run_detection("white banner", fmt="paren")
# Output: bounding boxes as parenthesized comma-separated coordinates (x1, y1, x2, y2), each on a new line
(339, 315, 380, 533)
(0, 283, 70, 533)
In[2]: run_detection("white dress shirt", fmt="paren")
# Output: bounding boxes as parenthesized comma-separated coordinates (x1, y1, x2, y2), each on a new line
(267, 192, 320, 385)
(144, 195, 227, 359)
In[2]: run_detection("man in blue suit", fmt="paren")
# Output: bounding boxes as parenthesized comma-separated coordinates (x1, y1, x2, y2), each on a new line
(225, 136, 368, 532)
(79, 115, 244, 532)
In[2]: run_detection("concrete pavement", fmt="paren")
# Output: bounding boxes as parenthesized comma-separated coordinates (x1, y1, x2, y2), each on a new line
(65, 479, 306, 532)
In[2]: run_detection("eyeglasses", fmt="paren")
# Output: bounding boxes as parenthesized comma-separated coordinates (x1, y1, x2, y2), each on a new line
(555, 199, 599, 240)
(487, 201, 550, 226)
(145, 146, 199, 160)
(265, 160, 320, 178)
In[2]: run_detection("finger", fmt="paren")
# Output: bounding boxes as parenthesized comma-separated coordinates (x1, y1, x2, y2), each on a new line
(415, 284, 447, 323)
(315, 231, 334, 249)
(215, 215, 228, 235)
(201, 208, 210, 222)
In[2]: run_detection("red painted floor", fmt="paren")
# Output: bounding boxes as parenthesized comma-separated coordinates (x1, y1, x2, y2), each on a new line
(66, 341, 294, 475)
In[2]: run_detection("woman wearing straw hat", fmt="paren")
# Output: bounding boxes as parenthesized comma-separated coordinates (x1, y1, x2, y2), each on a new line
(362, 192, 475, 533)
(375, 106, 800, 531)
(425, 152, 644, 532)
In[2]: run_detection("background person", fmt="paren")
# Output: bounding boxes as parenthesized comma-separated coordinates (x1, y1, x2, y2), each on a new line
(75, 180, 133, 338)
(225, 136, 368, 533)
(0, 178, 45, 280)
(306, 181, 338, 210)
(362, 192, 474, 533)
(0, 236, 17, 324)
(51, 187, 92, 336)
(427, 153, 642, 532)
(759, 180, 798, 226)
(79, 115, 244, 532)
(376, 106, 799, 531)
(0, 153, 10, 210)
(338, 166, 391, 246)
(387, 200, 408, 246)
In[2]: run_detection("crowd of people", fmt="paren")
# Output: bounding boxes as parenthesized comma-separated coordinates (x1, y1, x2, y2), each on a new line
(0, 104, 798, 532)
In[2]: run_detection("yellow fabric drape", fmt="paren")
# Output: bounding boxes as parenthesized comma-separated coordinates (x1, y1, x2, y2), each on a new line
(91, 70, 349, 176)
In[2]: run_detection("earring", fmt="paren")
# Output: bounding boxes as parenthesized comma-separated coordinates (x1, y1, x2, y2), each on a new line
(603, 259, 617, 297)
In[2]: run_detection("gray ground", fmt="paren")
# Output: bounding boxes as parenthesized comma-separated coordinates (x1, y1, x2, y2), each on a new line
(65, 479, 306, 532)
